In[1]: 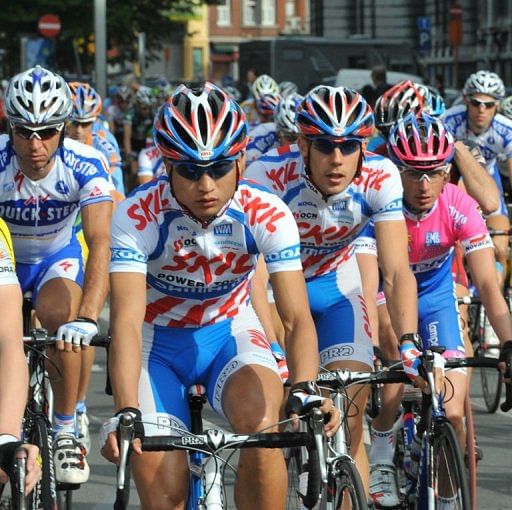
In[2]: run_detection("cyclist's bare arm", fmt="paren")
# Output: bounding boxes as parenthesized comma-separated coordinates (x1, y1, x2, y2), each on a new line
(454, 141, 499, 215)
(375, 220, 418, 337)
(269, 269, 318, 383)
(466, 247, 512, 343)
(105, 271, 147, 461)
(0, 285, 42, 492)
(0, 283, 26, 436)
(79, 201, 113, 322)
(250, 257, 280, 346)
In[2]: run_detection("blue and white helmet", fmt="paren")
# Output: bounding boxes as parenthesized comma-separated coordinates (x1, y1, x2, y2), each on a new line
(463, 70, 505, 99)
(275, 93, 303, 135)
(4, 65, 72, 126)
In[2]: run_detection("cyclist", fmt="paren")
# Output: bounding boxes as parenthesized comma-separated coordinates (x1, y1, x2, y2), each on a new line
(67, 82, 125, 197)
(2, 65, 114, 484)
(0, 219, 41, 494)
(274, 92, 303, 146)
(245, 91, 282, 163)
(106, 85, 132, 146)
(241, 73, 279, 127)
(136, 142, 166, 186)
(443, 70, 512, 287)
(278, 80, 299, 97)
(246, 85, 419, 494)
(101, 82, 339, 510)
(368, 113, 512, 508)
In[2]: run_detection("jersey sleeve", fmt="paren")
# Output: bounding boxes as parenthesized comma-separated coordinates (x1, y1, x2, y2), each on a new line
(76, 151, 115, 208)
(0, 219, 19, 286)
(365, 159, 405, 223)
(452, 189, 494, 255)
(137, 149, 153, 177)
(240, 185, 302, 274)
(110, 199, 158, 275)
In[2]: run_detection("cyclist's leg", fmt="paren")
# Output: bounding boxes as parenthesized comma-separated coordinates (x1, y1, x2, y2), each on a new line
(209, 307, 286, 510)
(311, 259, 374, 492)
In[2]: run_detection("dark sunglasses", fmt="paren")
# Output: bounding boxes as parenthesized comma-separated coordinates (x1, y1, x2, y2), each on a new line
(311, 138, 361, 156)
(468, 97, 498, 109)
(172, 160, 236, 181)
(12, 124, 63, 141)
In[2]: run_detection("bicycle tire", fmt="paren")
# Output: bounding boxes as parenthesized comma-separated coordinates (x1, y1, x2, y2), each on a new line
(285, 444, 321, 510)
(332, 458, 368, 510)
(26, 417, 58, 510)
(417, 421, 470, 510)
(464, 391, 477, 510)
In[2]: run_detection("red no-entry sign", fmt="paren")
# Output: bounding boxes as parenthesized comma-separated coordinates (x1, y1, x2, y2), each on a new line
(38, 14, 61, 38)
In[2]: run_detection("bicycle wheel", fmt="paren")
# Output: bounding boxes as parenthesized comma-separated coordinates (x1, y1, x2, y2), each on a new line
(424, 421, 470, 510)
(331, 458, 368, 510)
(475, 309, 502, 413)
(26, 417, 58, 510)
(286, 445, 321, 510)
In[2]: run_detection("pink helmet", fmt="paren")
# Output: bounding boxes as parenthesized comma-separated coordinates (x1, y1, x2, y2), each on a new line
(387, 112, 455, 170)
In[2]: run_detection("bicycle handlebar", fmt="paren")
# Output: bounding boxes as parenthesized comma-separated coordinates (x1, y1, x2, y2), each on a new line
(113, 406, 325, 510)
(23, 328, 110, 348)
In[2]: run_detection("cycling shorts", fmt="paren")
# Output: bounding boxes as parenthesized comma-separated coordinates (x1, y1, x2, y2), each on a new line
(16, 239, 84, 303)
(306, 254, 373, 368)
(137, 306, 280, 435)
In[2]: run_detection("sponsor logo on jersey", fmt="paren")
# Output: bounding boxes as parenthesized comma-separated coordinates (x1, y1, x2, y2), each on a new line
(299, 222, 360, 245)
(265, 160, 299, 192)
(298, 201, 315, 206)
(55, 180, 70, 195)
(264, 245, 300, 263)
(161, 251, 253, 285)
(14, 170, 24, 192)
(177, 225, 189, 231)
(293, 211, 317, 220)
(111, 247, 147, 263)
(89, 186, 103, 197)
(0, 201, 78, 225)
(331, 200, 347, 211)
(449, 206, 467, 226)
(428, 320, 439, 346)
(3, 183, 14, 192)
(127, 182, 171, 230)
(173, 237, 198, 251)
(239, 188, 286, 233)
(320, 345, 355, 364)
(214, 223, 233, 236)
(63, 151, 100, 177)
(352, 166, 391, 191)
(425, 231, 440, 246)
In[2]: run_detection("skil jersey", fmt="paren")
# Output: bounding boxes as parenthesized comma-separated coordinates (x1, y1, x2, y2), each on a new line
(110, 175, 302, 327)
(245, 144, 404, 279)
(0, 135, 114, 264)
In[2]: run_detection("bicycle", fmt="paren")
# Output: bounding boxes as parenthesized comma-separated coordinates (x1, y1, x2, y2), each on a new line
(113, 384, 326, 510)
(21, 328, 109, 510)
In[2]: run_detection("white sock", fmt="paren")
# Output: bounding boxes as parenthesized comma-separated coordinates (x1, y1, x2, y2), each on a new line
(369, 426, 395, 465)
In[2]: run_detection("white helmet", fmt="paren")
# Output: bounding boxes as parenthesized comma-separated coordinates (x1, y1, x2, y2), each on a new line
(252, 74, 279, 101)
(500, 96, 512, 120)
(275, 93, 303, 135)
(279, 81, 299, 97)
(463, 70, 505, 99)
(4, 65, 72, 126)
(135, 85, 154, 106)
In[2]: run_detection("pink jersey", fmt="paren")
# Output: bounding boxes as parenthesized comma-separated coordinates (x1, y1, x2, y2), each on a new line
(405, 183, 492, 292)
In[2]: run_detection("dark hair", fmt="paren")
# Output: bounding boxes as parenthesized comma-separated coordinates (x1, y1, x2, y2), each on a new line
(372, 65, 387, 84)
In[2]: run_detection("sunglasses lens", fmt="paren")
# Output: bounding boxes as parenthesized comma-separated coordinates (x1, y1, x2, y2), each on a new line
(14, 125, 60, 140)
(470, 98, 496, 109)
(174, 161, 235, 181)
(313, 139, 360, 155)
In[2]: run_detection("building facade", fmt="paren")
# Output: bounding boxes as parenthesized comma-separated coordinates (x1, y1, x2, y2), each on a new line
(208, 0, 309, 83)
(310, 0, 512, 89)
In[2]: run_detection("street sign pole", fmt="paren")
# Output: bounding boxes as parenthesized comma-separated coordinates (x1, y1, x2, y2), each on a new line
(94, 0, 107, 99)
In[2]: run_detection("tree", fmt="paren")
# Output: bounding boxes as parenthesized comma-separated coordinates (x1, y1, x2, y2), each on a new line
(0, 0, 202, 78)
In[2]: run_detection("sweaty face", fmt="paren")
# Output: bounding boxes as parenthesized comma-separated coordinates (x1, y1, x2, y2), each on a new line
(167, 159, 239, 222)
(465, 93, 499, 133)
(400, 167, 449, 213)
(11, 124, 62, 179)
(298, 136, 363, 195)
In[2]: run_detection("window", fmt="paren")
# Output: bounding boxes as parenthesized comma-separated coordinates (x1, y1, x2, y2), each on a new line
(261, 0, 276, 26)
(243, 0, 257, 26)
(217, 0, 231, 26)
(285, 0, 295, 18)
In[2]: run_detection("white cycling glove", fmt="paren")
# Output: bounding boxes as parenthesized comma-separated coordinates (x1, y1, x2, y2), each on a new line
(57, 317, 98, 347)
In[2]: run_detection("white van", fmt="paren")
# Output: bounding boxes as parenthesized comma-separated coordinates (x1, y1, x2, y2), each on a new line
(334, 69, 424, 90)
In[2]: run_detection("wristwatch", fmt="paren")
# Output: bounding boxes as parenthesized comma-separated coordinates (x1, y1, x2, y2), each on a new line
(399, 333, 422, 350)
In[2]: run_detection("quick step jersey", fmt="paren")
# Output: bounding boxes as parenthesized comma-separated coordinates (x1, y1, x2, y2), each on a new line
(110, 175, 302, 327)
(245, 144, 404, 279)
(0, 135, 113, 264)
